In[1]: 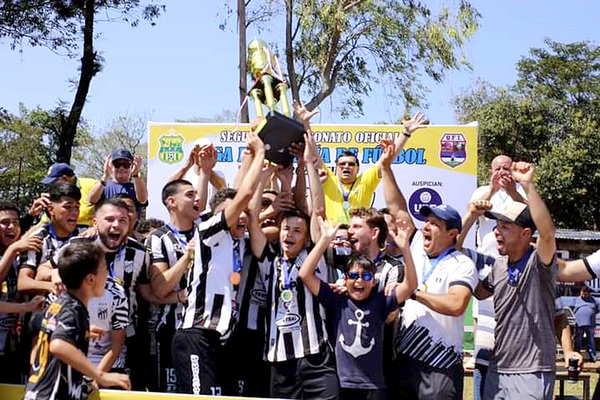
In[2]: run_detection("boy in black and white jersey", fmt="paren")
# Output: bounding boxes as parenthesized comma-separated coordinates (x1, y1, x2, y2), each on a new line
(23, 239, 130, 400)
(171, 128, 265, 395)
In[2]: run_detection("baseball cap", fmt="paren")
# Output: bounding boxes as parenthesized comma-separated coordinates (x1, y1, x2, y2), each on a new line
(111, 149, 134, 162)
(420, 204, 462, 231)
(485, 202, 536, 231)
(41, 163, 75, 184)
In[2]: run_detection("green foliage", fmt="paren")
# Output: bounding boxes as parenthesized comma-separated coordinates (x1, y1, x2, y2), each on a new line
(454, 40, 600, 229)
(291, 0, 480, 116)
(72, 114, 148, 179)
(0, 105, 56, 211)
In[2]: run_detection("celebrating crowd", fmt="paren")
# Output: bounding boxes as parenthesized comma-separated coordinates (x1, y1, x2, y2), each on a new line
(1, 102, 598, 400)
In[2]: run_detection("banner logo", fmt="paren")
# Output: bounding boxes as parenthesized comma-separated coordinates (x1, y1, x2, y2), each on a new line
(409, 188, 443, 221)
(440, 133, 466, 168)
(158, 134, 185, 164)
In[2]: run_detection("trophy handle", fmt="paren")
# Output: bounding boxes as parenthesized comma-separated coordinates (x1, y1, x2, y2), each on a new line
(276, 82, 291, 118)
(250, 88, 264, 118)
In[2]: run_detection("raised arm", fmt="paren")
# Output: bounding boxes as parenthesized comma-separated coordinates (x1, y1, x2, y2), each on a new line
(225, 130, 265, 228)
(456, 200, 492, 250)
(379, 140, 415, 233)
(131, 156, 148, 204)
(375, 112, 427, 174)
(167, 145, 200, 183)
(247, 165, 277, 257)
(89, 155, 111, 204)
(389, 219, 418, 303)
(196, 144, 217, 213)
(511, 162, 555, 265)
(304, 133, 326, 242)
(299, 216, 339, 296)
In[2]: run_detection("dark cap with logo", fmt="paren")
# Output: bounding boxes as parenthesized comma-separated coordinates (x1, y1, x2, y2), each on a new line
(484, 202, 536, 231)
(420, 204, 462, 231)
(111, 149, 134, 162)
(41, 163, 75, 184)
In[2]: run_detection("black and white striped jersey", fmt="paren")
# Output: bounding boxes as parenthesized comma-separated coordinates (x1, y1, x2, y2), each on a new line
(53, 236, 149, 336)
(87, 277, 129, 368)
(145, 224, 193, 330)
(235, 240, 268, 332)
(20, 224, 85, 272)
(180, 211, 245, 338)
(259, 243, 329, 362)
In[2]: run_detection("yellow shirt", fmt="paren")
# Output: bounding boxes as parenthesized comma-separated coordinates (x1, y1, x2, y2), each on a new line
(77, 177, 97, 226)
(322, 164, 381, 224)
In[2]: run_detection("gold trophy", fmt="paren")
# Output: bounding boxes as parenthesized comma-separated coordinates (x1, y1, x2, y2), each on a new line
(248, 39, 305, 165)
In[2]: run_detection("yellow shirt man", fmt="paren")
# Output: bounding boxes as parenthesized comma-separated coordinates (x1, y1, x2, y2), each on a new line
(322, 152, 381, 224)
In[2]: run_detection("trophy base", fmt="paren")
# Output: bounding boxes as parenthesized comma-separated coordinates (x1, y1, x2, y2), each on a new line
(256, 111, 306, 166)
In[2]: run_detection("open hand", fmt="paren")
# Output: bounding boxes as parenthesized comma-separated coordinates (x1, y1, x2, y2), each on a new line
(403, 112, 428, 135)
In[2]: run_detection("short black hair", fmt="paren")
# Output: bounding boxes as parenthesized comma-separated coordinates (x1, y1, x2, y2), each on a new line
(162, 180, 193, 206)
(113, 193, 135, 204)
(136, 218, 165, 235)
(94, 198, 129, 216)
(58, 238, 104, 290)
(49, 182, 81, 202)
(0, 201, 20, 216)
(280, 209, 310, 229)
(345, 254, 376, 274)
(335, 151, 360, 167)
(210, 188, 237, 211)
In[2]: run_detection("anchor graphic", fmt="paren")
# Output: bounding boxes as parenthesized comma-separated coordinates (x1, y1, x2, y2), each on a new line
(339, 309, 375, 358)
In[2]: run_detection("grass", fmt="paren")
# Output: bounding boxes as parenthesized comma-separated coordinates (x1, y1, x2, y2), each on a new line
(463, 374, 598, 399)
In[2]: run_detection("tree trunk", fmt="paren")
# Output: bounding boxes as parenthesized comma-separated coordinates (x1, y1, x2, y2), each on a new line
(237, 0, 249, 123)
(57, 0, 96, 163)
(285, 0, 299, 102)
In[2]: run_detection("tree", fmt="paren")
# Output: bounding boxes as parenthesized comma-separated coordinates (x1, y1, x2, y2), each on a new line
(286, 0, 480, 116)
(0, 105, 62, 211)
(453, 40, 600, 229)
(1, 1, 165, 164)
(72, 113, 148, 180)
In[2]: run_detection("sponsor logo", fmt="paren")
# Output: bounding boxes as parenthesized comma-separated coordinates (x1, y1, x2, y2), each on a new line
(158, 133, 185, 164)
(250, 289, 267, 307)
(276, 313, 302, 328)
(439, 133, 466, 168)
(408, 188, 443, 221)
(97, 307, 108, 320)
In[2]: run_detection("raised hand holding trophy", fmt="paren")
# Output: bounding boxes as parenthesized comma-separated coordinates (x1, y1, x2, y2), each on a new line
(247, 39, 305, 166)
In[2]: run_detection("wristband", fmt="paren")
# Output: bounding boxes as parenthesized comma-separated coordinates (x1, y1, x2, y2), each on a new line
(132, 174, 140, 178)
(403, 130, 411, 138)
(100, 180, 107, 186)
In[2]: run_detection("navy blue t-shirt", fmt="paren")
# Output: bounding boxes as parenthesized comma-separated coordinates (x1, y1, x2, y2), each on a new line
(317, 280, 399, 389)
(100, 180, 148, 218)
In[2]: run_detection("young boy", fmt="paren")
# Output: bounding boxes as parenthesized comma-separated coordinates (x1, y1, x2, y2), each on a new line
(299, 216, 417, 400)
(23, 238, 130, 400)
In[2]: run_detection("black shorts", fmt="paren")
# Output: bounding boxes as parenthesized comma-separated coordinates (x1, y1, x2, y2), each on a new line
(221, 326, 270, 397)
(156, 323, 178, 392)
(270, 346, 339, 400)
(171, 328, 223, 395)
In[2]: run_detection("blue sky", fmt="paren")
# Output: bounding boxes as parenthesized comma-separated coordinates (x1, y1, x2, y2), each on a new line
(1, 1, 599, 129)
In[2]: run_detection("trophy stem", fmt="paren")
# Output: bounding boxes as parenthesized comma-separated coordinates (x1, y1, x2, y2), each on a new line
(250, 89, 264, 118)
(261, 75, 277, 112)
(277, 82, 291, 118)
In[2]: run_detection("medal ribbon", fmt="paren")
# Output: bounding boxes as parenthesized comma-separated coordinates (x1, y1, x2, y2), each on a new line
(339, 179, 356, 203)
(507, 248, 533, 287)
(167, 223, 190, 252)
(108, 246, 125, 278)
(232, 239, 242, 273)
(422, 246, 454, 284)
(280, 258, 294, 290)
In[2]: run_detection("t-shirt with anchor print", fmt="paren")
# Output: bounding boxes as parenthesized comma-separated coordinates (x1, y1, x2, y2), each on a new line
(317, 280, 399, 389)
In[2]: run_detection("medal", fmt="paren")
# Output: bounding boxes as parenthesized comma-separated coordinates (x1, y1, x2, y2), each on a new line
(230, 272, 241, 286)
(342, 201, 350, 210)
(418, 283, 427, 292)
(280, 289, 293, 303)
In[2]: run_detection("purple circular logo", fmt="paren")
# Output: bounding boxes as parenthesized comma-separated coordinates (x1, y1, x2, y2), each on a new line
(409, 188, 443, 221)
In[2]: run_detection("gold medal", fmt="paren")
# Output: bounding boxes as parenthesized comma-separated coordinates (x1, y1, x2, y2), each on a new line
(230, 272, 241, 286)
(418, 283, 427, 292)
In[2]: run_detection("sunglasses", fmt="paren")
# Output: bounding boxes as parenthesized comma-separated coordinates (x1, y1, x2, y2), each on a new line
(346, 271, 374, 281)
(113, 161, 132, 169)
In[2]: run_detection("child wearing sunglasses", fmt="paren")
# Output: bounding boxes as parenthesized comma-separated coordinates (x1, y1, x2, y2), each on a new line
(299, 216, 417, 400)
